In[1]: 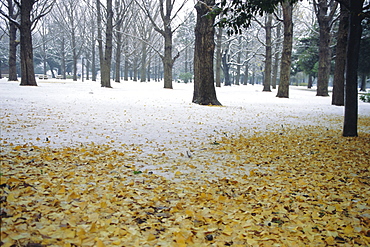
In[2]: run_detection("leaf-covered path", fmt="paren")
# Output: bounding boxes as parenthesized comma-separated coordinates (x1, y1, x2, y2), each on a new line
(1, 123, 370, 246)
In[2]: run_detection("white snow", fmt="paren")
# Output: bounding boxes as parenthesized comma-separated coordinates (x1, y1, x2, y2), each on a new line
(1, 78, 369, 156)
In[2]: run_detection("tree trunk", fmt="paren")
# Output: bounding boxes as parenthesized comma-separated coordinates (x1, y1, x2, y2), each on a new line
(359, 74, 366, 92)
(163, 29, 174, 88)
(8, 0, 18, 81)
(114, 21, 122, 83)
(316, 0, 337, 96)
(235, 36, 242, 86)
(343, 0, 363, 137)
(96, 0, 104, 86)
(215, 27, 222, 87)
(124, 55, 129, 81)
(272, 22, 281, 89)
(133, 56, 138, 81)
(332, 1, 349, 106)
(147, 57, 151, 82)
(19, 0, 37, 86)
(243, 62, 249, 85)
(222, 50, 231, 86)
(140, 41, 147, 82)
(100, 0, 113, 88)
(192, 0, 221, 105)
(263, 14, 272, 92)
(276, 1, 293, 98)
(71, 23, 78, 81)
(308, 75, 313, 88)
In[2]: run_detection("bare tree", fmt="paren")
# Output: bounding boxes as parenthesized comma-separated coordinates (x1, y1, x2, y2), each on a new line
(1, 0, 55, 86)
(138, 0, 188, 89)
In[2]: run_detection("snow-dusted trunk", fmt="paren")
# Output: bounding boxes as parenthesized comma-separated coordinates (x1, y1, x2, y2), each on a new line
(263, 14, 272, 92)
(276, 1, 293, 98)
(96, 0, 104, 85)
(192, 0, 221, 105)
(8, 0, 18, 81)
(71, 21, 78, 81)
(215, 27, 222, 87)
(332, 2, 349, 106)
(272, 22, 281, 89)
(222, 50, 231, 86)
(235, 36, 242, 86)
(60, 37, 66, 79)
(100, 0, 113, 88)
(243, 61, 249, 85)
(115, 31, 122, 83)
(19, 0, 37, 86)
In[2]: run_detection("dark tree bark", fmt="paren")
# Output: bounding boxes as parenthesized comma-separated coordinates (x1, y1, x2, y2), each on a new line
(192, 0, 221, 105)
(263, 14, 272, 92)
(332, 1, 349, 106)
(314, 0, 338, 96)
(343, 0, 364, 137)
(8, 0, 19, 81)
(359, 74, 366, 92)
(276, 1, 293, 98)
(19, 0, 37, 86)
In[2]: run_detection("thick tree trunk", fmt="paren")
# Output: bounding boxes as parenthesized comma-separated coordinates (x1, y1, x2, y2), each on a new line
(100, 0, 113, 88)
(8, 0, 18, 81)
(276, 1, 293, 98)
(316, 0, 337, 96)
(343, 0, 363, 137)
(332, 2, 349, 106)
(263, 14, 272, 92)
(192, 0, 221, 105)
(316, 24, 331, 96)
(19, 0, 37, 86)
(215, 27, 222, 87)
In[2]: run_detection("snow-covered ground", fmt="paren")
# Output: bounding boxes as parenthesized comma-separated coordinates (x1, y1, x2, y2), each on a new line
(1, 78, 369, 156)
